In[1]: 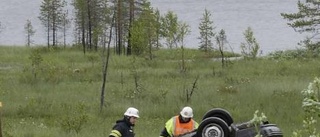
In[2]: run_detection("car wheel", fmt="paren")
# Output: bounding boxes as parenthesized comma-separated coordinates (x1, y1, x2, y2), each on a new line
(202, 108, 234, 126)
(196, 117, 230, 137)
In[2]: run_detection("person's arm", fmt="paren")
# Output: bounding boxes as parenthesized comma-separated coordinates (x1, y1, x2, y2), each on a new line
(109, 124, 123, 137)
(159, 127, 170, 137)
(160, 117, 174, 137)
(109, 129, 121, 137)
(193, 119, 199, 129)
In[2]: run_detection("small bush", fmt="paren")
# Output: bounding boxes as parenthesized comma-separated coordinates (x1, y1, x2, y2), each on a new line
(292, 77, 320, 137)
(268, 49, 308, 60)
(17, 97, 53, 118)
(60, 102, 89, 134)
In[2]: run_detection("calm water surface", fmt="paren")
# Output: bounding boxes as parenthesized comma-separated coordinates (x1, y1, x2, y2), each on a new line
(0, 0, 304, 54)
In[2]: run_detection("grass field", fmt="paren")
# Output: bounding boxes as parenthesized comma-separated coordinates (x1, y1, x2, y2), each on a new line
(0, 46, 319, 137)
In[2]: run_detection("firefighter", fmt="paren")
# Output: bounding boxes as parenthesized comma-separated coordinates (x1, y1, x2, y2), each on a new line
(159, 106, 199, 137)
(109, 107, 139, 137)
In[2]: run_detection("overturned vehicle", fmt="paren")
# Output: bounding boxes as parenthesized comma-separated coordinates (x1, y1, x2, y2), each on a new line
(179, 108, 283, 137)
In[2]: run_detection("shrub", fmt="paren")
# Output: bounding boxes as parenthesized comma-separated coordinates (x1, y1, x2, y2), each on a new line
(292, 77, 320, 137)
(60, 102, 89, 134)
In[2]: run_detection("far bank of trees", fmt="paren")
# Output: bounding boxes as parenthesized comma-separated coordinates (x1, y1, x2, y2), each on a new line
(0, 0, 264, 60)
(36, 0, 259, 57)
(37, 0, 196, 57)
(3, 0, 319, 58)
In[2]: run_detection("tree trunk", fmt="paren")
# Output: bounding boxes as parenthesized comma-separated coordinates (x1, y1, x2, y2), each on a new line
(47, 18, 50, 48)
(181, 44, 185, 72)
(0, 102, 2, 137)
(27, 33, 31, 47)
(63, 12, 67, 48)
(117, 0, 122, 55)
(149, 39, 153, 60)
(219, 43, 225, 68)
(81, 13, 86, 54)
(52, 5, 56, 47)
(87, 0, 92, 50)
(127, 0, 134, 55)
(100, 12, 115, 112)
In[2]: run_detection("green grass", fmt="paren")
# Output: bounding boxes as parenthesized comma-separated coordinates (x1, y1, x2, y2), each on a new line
(0, 46, 319, 136)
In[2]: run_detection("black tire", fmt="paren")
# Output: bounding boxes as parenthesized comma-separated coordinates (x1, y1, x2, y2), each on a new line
(202, 108, 234, 126)
(195, 117, 230, 137)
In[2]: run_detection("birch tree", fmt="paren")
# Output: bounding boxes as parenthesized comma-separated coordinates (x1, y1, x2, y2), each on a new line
(129, 0, 158, 58)
(161, 11, 179, 48)
(177, 22, 191, 72)
(240, 27, 260, 59)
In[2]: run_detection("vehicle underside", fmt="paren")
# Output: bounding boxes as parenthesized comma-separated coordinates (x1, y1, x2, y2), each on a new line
(179, 108, 283, 137)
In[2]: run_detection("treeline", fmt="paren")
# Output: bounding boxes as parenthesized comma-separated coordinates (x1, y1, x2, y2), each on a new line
(0, 0, 260, 59)
(1, 0, 320, 58)
(34, 0, 197, 57)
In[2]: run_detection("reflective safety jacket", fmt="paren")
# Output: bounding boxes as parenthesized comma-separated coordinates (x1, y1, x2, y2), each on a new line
(164, 115, 199, 137)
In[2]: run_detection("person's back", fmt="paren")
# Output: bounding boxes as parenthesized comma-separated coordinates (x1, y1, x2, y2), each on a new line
(109, 107, 139, 137)
(159, 106, 199, 137)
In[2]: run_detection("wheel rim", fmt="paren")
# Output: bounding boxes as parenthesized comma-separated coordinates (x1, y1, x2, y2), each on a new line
(202, 124, 224, 137)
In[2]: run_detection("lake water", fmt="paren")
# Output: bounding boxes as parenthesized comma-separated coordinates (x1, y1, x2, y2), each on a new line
(0, 0, 304, 54)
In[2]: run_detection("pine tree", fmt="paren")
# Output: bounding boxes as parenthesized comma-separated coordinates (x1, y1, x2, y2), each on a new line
(127, 0, 145, 55)
(61, 10, 70, 48)
(281, 0, 320, 50)
(198, 9, 215, 53)
(72, 0, 87, 53)
(24, 20, 36, 47)
(73, 0, 110, 53)
(39, 0, 67, 47)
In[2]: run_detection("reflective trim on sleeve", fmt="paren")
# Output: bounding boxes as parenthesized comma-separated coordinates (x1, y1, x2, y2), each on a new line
(110, 130, 122, 137)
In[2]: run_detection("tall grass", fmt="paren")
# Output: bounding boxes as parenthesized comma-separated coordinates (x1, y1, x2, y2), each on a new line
(0, 46, 319, 136)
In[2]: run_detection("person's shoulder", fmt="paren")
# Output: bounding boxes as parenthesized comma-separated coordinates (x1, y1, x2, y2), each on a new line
(114, 120, 127, 126)
(113, 121, 127, 130)
(192, 119, 199, 124)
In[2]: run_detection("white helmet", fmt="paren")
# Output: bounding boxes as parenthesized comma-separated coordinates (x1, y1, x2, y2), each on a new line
(180, 106, 193, 118)
(124, 107, 140, 118)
